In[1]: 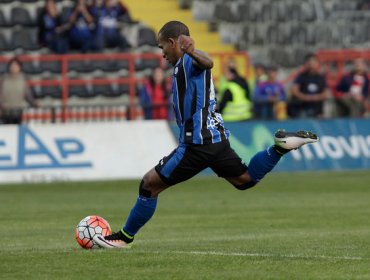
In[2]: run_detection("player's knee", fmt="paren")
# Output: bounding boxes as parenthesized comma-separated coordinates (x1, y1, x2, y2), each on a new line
(140, 170, 165, 197)
(139, 180, 152, 198)
(233, 181, 257, 191)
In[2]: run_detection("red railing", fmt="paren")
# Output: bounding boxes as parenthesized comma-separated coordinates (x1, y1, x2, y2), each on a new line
(281, 49, 370, 92)
(316, 49, 370, 91)
(0, 51, 251, 123)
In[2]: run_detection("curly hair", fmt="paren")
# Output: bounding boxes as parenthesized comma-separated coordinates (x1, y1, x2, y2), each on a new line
(158, 21, 190, 40)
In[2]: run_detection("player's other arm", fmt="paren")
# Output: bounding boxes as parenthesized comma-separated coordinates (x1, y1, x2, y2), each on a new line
(178, 35, 213, 70)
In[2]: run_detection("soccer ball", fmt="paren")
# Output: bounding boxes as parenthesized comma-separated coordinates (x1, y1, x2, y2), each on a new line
(75, 215, 111, 249)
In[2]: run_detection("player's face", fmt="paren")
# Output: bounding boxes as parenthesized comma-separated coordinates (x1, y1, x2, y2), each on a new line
(158, 34, 178, 66)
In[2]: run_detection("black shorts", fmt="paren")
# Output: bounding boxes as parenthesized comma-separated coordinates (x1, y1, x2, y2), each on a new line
(155, 139, 247, 186)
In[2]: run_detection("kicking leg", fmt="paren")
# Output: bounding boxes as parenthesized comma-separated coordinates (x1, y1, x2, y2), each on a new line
(94, 144, 204, 249)
(94, 168, 168, 249)
(226, 130, 318, 189)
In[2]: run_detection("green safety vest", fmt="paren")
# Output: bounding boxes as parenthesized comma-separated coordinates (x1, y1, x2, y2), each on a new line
(221, 82, 252, 122)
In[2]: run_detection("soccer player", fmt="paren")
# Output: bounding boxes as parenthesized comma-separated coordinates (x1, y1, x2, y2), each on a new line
(94, 21, 318, 249)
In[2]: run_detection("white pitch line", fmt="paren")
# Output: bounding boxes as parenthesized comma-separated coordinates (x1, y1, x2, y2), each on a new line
(175, 250, 366, 261)
(134, 250, 367, 261)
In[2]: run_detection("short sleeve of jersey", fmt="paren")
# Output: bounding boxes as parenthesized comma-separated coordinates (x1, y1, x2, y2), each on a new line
(183, 53, 204, 78)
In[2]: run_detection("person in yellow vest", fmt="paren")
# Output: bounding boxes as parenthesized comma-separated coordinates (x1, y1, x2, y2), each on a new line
(218, 66, 253, 122)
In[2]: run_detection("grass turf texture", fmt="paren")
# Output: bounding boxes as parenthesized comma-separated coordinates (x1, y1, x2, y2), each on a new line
(1, 171, 370, 279)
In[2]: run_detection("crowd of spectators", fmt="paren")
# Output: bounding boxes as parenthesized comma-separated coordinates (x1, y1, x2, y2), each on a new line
(1, 0, 370, 123)
(216, 54, 369, 122)
(38, 0, 132, 54)
(1, 53, 369, 124)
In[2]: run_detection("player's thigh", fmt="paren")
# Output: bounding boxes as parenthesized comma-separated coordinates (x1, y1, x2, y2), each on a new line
(210, 140, 249, 181)
(155, 144, 206, 186)
(224, 171, 253, 186)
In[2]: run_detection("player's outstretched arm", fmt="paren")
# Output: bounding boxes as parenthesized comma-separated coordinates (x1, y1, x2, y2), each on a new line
(178, 35, 214, 70)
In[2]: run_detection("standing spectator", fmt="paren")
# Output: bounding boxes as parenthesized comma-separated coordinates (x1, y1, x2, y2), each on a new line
(138, 67, 170, 120)
(254, 65, 287, 120)
(0, 58, 38, 124)
(335, 58, 369, 118)
(68, 0, 95, 52)
(91, 0, 131, 51)
(226, 57, 251, 99)
(218, 66, 253, 122)
(253, 63, 268, 89)
(38, 0, 70, 54)
(290, 54, 329, 118)
(218, 57, 251, 104)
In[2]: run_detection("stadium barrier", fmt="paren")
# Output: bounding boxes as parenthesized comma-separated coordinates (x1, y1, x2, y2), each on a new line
(0, 121, 176, 183)
(0, 52, 250, 123)
(170, 118, 370, 172)
(1, 118, 369, 184)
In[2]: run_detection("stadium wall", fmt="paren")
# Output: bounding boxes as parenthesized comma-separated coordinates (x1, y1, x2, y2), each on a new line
(0, 121, 177, 183)
(170, 119, 370, 172)
(1, 118, 369, 183)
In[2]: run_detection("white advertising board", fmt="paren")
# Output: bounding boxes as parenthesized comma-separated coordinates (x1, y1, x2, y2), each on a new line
(0, 121, 177, 183)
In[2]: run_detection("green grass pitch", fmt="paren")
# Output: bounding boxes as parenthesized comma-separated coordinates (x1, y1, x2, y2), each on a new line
(1, 171, 370, 279)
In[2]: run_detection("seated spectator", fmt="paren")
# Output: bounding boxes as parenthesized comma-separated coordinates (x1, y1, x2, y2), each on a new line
(0, 58, 38, 124)
(68, 0, 96, 52)
(218, 66, 253, 122)
(138, 67, 170, 120)
(289, 54, 329, 118)
(335, 58, 369, 118)
(91, 0, 131, 51)
(254, 65, 287, 120)
(38, 0, 70, 54)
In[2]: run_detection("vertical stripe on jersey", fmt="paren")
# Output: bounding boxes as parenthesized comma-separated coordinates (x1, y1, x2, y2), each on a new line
(176, 60, 187, 124)
(200, 69, 213, 144)
(173, 77, 182, 126)
(172, 54, 230, 145)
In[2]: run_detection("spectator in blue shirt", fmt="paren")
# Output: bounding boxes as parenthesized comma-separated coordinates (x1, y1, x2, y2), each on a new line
(38, 0, 69, 54)
(254, 65, 287, 119)
(68, 0, 95, 52)
(91, 0, 131, 51)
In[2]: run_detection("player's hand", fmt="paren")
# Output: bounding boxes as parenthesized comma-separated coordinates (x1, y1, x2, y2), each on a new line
(178, 35, 195, 55)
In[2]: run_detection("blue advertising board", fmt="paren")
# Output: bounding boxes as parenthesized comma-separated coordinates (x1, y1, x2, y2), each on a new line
(170, 118, 370, 172)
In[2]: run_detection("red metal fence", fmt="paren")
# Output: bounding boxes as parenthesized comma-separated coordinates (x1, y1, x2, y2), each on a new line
(0, 51, 250, 123)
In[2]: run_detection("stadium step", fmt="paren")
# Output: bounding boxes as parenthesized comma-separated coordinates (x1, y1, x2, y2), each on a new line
(122, 0, 234, 53)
